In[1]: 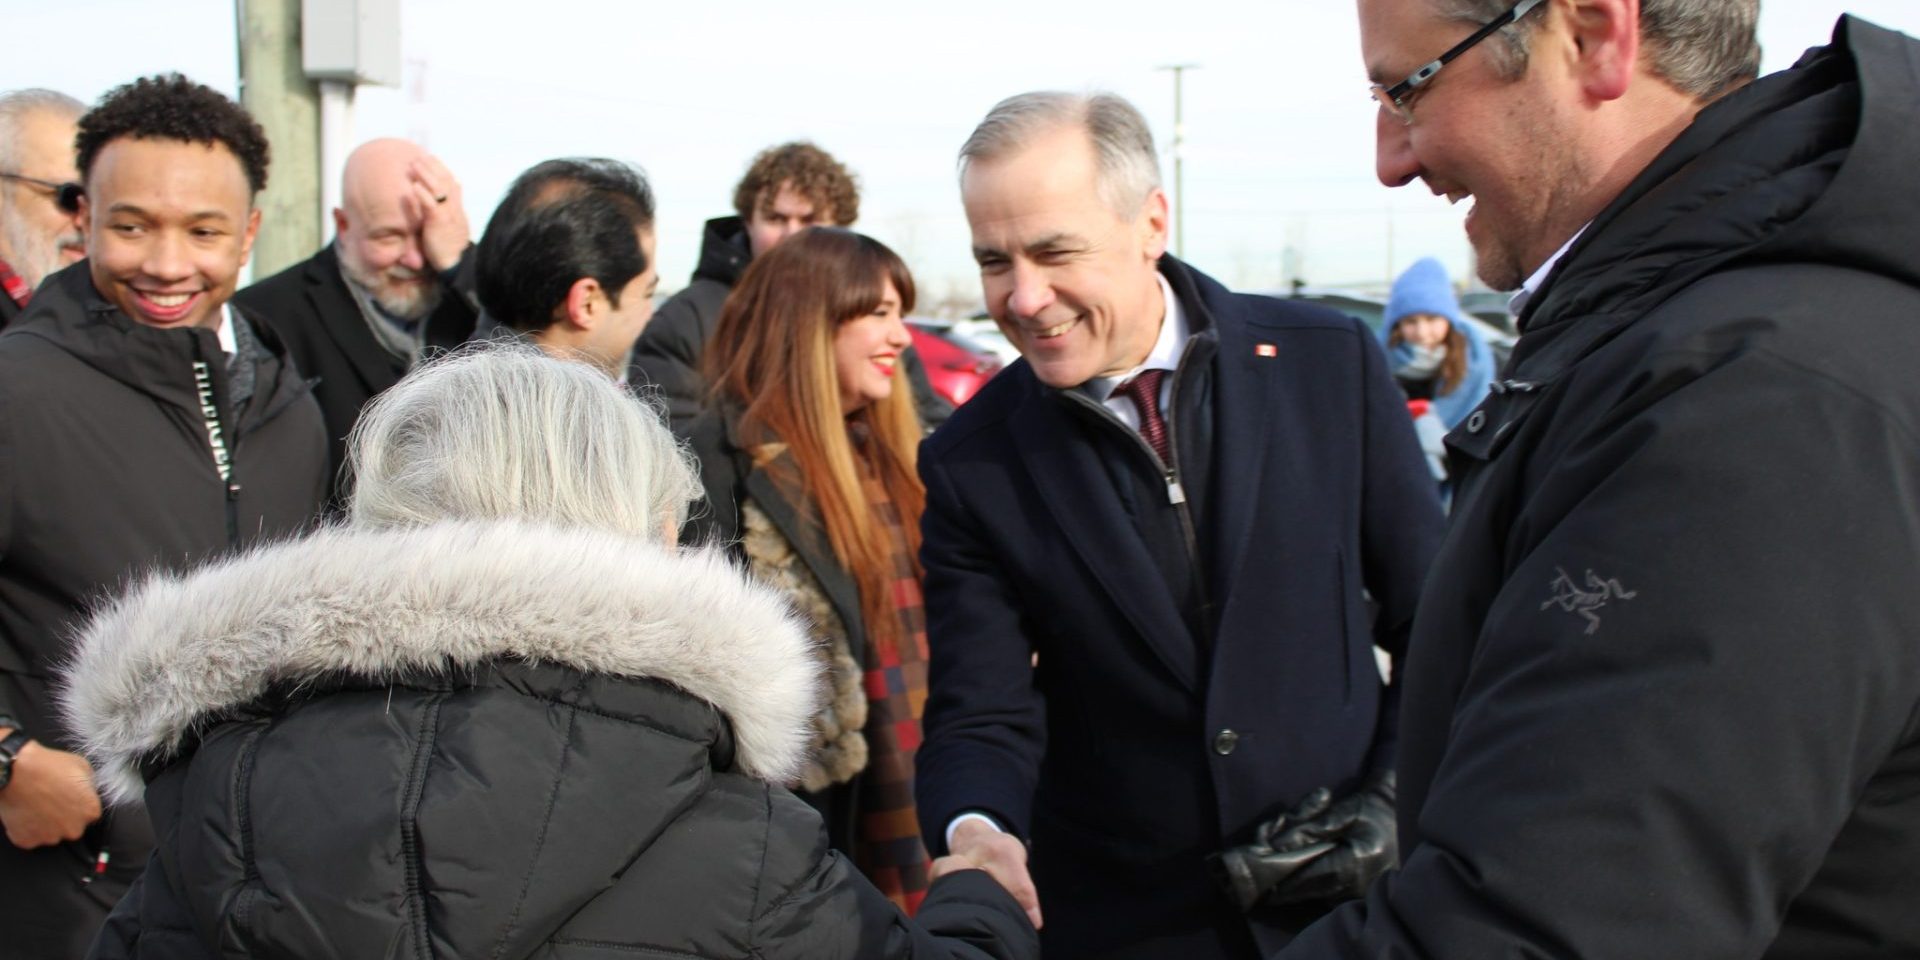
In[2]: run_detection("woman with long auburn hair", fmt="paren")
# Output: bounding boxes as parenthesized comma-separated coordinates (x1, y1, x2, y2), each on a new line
(685, 226, 934, 913)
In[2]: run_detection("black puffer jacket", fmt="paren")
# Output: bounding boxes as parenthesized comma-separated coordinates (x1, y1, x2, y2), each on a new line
(63, 520, 1036, 960)
(628, 216, 952, 436)
(1284, 17, 1920, 959)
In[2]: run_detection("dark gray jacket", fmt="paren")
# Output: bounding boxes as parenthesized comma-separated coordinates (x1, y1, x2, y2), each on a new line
(64, 520, 1037, 960)
(1284, 17, 1920, 959)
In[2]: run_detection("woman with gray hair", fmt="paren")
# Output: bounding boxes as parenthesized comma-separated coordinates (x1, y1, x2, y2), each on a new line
(60, 344, 1037, 959)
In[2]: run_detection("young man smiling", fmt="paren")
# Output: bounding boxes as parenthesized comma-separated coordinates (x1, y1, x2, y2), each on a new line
(0, 74, 326, 957)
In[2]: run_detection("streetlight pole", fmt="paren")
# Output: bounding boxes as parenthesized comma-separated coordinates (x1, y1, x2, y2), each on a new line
(1158, 63, 1199, 259)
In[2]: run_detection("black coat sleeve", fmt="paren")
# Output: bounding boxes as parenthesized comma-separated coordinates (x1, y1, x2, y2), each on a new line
(752, 786, 1039, 960)
(1354, 324, 1447, 770)
(431, 245, 483, 335)
(629, 288, 717, 435)
(1279, 347, 1920, 958)
(913, 446, 1048, 852)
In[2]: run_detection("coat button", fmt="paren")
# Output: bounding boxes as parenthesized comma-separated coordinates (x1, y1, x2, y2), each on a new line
(1466, 410, 1488, 433)
(1212, 729, 1239, 756)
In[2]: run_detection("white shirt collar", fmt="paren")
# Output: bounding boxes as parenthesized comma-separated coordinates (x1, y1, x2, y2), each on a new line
(215, 303, 236, 357)
(1087, 272, 1186, 403)
(1508, 223, 1589, 317)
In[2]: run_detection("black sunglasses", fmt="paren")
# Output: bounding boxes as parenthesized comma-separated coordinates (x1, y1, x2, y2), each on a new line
(1371, 0, 1548, 124)
(0, 172, 85, 214)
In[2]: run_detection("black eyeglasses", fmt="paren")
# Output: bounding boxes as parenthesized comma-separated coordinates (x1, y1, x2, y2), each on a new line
(1371, 0, 1548, 125)
(0, 173, 84, 214)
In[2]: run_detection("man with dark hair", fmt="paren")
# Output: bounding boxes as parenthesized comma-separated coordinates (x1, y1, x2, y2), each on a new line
(0, 88, 86, 329)
(236, 138, 480, 501)
(917, 90, 1443, 959)
(476, 158, 660, 378)
(1273, 3, 1920, 957)
(628, 140, 949, 432)
(0, 73, 326, 957)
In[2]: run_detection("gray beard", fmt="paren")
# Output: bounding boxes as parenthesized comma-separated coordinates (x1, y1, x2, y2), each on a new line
(1, 207, 77, 290)
(339, 251, 443, 321)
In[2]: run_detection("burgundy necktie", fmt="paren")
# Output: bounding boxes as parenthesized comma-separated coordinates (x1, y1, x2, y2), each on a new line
(1117, 368, 1171, 464)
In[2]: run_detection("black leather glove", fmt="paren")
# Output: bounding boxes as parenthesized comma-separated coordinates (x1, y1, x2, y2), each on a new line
(1211, 769, 1398, 911)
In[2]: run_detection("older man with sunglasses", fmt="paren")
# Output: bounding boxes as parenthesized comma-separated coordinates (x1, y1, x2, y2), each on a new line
(0, 89, 85, 330)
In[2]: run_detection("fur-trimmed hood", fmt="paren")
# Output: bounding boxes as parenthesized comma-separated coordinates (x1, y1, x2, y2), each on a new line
(61, 519, 820, 805)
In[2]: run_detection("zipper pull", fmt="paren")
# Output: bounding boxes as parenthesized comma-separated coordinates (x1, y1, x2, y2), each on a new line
(1166, 472, 1186, 505)
(227, 482, 242, 501)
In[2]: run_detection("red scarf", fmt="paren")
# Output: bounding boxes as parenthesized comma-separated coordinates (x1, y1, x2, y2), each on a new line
(853, 449, 935, 914)
(0, 257, 32, 310)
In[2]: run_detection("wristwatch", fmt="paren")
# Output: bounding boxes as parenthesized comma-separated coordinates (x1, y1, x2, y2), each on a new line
(0, 726, 29, 791)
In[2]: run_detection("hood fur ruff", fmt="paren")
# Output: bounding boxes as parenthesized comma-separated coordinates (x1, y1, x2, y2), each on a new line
(60, 520, 821, 806)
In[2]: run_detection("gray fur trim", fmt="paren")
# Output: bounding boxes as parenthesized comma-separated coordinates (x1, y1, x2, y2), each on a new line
(59, 520, 821, 806)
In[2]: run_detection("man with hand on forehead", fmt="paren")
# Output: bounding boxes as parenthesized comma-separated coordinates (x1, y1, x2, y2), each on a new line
(237, 137, 481, 500)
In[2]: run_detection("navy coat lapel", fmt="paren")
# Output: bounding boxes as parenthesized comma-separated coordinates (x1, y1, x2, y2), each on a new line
(1010, 391, 1200, 694)
(1194, 296, 1279, 621)
(305, 249, 399, 397)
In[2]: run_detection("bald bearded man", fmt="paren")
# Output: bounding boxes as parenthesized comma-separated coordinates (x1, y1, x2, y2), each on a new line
(236, 138, 481, 501)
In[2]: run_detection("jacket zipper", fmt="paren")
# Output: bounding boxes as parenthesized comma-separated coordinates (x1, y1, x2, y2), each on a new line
(192, 359, 242, 548)
(1159, 341, 1211, 632)
(1064, 338, 1211, 624)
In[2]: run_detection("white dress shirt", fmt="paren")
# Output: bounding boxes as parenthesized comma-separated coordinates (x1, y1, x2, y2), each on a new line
(1508, 224, 1590, 318)
(1083, 272, 1188, 428)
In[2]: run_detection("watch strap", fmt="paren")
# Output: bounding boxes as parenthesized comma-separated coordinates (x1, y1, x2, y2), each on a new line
(0, 729, 29, 789)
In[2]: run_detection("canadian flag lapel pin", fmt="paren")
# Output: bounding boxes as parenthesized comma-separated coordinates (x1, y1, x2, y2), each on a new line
(1255, 343, 1278, 358)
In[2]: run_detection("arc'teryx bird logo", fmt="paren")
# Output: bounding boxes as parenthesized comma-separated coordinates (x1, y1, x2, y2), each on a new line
(1541, 567, 1637, 635)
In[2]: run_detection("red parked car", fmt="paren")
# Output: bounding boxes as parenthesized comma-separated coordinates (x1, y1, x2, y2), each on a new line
(908, 319, 1005, 407)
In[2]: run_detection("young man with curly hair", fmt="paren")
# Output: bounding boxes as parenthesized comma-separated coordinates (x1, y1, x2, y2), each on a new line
(629, 141, 950, 434)
(0, 74, 327, 957)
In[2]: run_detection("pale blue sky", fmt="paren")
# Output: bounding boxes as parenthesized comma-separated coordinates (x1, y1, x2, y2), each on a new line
(6, 1, 1917, 308)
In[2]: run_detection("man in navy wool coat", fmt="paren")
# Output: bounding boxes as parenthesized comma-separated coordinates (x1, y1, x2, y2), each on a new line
(914, 89, 1445, 959)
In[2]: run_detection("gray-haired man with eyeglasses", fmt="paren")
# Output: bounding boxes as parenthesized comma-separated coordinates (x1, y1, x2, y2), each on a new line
(1273, 2, 1920, 957)
(0, 88, 85, 330)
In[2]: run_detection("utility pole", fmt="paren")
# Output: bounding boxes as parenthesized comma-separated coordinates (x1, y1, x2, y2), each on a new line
(235, 0, 322, 279)
(1158, 63, 1199, 259)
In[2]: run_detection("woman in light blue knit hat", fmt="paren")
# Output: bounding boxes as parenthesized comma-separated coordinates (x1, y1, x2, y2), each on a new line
(1381, 257, 1494, 430)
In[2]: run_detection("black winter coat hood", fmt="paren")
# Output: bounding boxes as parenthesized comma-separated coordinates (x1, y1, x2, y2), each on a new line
(1516, 16, 1920, 364)
(62, 520, 1036, 960)
(692, 215, 753, 288)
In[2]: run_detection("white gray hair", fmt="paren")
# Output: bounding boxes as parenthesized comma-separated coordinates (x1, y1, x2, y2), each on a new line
(1434, 0, 1758, 100)
(0, 88, 84, 179)
(958, 91, 1162, 218)
(347, 343, 701, 540)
